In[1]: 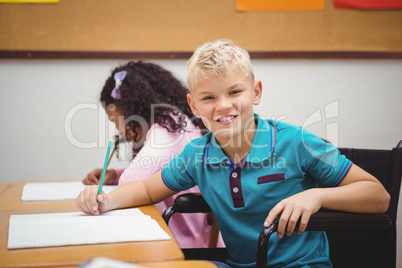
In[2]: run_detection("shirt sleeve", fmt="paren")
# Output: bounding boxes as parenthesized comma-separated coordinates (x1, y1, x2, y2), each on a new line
(162, 144, 198, 191)
(118, 124, 199, 186)
(297, 127, 352, 187)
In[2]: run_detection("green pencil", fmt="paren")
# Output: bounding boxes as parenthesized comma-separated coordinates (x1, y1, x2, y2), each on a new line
(97, 141, 113, 204)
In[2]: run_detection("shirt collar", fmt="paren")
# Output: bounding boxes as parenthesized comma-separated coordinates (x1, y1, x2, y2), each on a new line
(245, 114, 276, 163)
(204, 114, 276, 165)
(204, 133, 230, 165)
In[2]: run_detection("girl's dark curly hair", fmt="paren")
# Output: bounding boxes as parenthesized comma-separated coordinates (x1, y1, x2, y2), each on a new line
(100, 61, 205, 156)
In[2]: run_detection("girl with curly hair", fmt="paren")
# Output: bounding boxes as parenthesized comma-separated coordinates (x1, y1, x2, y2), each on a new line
(82, 61, 213, 248)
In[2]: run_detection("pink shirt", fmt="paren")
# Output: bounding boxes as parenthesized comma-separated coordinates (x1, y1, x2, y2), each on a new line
(112, 119, 211, 248)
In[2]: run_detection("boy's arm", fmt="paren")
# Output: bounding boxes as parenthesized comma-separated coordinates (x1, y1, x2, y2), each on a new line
(264, 164, 390, 239)
(318, 164, 390, 212)
(76, 170, 177, 215)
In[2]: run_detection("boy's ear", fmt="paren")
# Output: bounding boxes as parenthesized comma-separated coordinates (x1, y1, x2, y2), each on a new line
(253, 80, 263, 105)
(187, 93, 200, 117)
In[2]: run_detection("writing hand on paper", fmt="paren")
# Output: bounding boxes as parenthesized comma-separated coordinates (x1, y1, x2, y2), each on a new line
(76, 186, 110, 215)
(82, 168, 117, 185)
(263, 189, 322, 239)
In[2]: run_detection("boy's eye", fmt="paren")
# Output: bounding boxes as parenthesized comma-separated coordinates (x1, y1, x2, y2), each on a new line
(202, 96, 214, 100)
(229, 90, 240, 95)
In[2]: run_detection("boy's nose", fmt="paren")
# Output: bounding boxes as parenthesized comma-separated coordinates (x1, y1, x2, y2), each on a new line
(216, 97, 232, 111)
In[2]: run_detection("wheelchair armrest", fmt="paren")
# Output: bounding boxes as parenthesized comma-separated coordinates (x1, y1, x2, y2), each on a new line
(256, 210, 392, 268)
(162, 193, 212, 224)
(173, 193, 212, 213)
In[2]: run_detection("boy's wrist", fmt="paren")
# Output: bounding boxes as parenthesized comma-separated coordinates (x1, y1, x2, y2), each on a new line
(311, 188, 329, 210)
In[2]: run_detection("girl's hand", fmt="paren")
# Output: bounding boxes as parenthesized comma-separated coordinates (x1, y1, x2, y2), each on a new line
(76, 186, 110, 215)
(82, 169, 117, 185)
(264, 189, 322, 239)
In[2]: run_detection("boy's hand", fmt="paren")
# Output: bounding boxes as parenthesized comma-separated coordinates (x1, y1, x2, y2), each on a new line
(82, 169, 117, 185)
(264, 189, 322, 239)
(76, 186, 110, 215)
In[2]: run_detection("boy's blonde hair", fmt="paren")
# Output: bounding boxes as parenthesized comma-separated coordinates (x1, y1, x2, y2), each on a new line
(186, 39, 255, 90)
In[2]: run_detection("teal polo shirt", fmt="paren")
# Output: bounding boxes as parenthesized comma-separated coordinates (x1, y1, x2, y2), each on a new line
(162, 114, 352, 268)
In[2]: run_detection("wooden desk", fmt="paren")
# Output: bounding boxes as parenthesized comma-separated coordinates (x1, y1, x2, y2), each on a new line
(60, 260, 217, 268)
(0, 182, 77, 210)
(136, 260, 216, 267)
(0, 206, 184, 268)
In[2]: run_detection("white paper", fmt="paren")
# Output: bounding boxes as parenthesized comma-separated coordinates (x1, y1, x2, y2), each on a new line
(80, 257, 147, 268)
(21, 181, 118, 201)
(8, 208, 170, 249)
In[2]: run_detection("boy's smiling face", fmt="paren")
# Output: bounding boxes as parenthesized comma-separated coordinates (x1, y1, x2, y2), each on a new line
(187, 69, 262, 146)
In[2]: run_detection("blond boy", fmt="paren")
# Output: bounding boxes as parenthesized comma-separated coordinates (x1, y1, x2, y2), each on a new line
(77, 40, 389, 267)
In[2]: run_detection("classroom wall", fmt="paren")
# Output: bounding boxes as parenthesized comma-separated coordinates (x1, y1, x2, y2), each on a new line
(1, 0, 401, 52)
(0, 59, 401, 266)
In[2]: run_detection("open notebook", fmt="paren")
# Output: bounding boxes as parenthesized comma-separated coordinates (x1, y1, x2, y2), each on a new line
(8, 208, 170, 249)
(21, 181, 118, 201)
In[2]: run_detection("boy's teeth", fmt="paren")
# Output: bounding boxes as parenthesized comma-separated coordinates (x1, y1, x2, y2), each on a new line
(219, 116, 235, 122)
